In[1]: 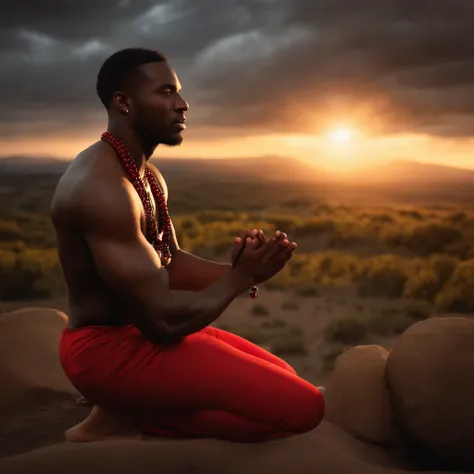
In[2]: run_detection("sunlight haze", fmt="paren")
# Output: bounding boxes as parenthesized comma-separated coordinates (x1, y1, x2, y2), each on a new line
(2, 1, 474, 175)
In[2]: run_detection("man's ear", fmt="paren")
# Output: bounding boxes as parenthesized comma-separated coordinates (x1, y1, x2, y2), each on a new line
(112, 92, 130, 115)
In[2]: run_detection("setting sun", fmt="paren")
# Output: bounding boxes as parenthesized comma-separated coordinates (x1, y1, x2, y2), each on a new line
(328, 127, 355, 145)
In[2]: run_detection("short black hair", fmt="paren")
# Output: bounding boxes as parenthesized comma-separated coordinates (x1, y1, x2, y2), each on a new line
(96, 47, 167, 109)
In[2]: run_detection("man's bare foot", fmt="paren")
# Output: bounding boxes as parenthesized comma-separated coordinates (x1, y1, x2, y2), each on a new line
(75, 395, 90, 405)
(65, 406, 143, 442)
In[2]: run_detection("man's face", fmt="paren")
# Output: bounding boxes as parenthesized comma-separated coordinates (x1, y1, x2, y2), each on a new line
(131, 62, 189, 147)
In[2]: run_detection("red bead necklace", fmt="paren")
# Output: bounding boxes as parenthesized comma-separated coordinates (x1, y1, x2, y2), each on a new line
(101, 131, 172, 266)
(102, 131, 258, 299)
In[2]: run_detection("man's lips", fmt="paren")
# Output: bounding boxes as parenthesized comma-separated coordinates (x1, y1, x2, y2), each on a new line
(174, 117, 186, 130)
(174, 122, 186, 130)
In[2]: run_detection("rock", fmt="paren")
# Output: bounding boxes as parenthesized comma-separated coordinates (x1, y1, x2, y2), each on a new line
(0, 422, 425, 474)
(0, 309, 467, 474)
(385, 317, 474, 470)
(0, 308, 77, 411)
(324, 345, 395, 445)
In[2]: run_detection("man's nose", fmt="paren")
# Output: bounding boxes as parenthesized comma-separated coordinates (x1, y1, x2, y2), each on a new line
(176, 95, 189, 111)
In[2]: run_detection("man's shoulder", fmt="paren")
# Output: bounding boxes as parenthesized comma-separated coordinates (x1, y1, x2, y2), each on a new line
(52, 142, 134, 218)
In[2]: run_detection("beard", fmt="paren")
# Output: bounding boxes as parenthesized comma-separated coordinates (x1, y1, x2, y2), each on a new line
(159, 133, 183, 147)
(132, 119, 183, 156)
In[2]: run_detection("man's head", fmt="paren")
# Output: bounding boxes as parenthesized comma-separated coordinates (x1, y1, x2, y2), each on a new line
(96, 48, 188, 147)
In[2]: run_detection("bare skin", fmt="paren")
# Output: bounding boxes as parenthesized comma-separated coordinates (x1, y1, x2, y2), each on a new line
(65, 407, 143, 442)
(52, 59, 297, 442)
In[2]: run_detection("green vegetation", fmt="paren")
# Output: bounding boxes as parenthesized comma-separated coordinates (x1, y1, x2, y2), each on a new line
(368, 301, 432, 337)
(2, 172, 474, 316)
(324, 315, 369, 345)
(270, 328, 308, 356)
(250, 303, 270, 317)
(281, 300, 299, 311)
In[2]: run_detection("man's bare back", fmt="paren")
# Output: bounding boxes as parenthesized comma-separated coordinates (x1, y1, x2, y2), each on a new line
(51, 141, 164, 330)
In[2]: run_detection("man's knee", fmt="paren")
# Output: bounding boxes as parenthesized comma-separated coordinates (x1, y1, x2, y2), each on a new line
(285, 385, 325, 433)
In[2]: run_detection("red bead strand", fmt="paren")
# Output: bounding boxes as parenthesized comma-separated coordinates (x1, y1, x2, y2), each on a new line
(101, 131, 258, 298)
(101, 131, 172, 265)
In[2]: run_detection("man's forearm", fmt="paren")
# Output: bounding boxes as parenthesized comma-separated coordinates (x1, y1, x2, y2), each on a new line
(146, 268, 251, 339)
(166, 249, 232, 291)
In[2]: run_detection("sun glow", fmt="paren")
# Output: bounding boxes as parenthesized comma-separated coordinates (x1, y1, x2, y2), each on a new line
(327, 126, 355, 145)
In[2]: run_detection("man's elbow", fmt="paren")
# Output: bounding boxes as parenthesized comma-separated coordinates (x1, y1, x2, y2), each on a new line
(138, 318, 183, 345)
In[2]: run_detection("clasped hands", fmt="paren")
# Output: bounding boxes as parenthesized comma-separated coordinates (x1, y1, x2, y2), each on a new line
(231, 228, 297, 284)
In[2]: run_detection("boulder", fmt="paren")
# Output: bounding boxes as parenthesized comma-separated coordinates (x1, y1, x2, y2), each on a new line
(0, 308, 77, 411)
(385, 317, 474, 470)
(325, 345, 395, 445)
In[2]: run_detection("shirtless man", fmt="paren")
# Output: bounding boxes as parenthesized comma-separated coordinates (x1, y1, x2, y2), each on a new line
(52, 48, 325, 443)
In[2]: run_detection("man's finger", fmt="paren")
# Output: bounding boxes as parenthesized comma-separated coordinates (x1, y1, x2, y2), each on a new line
(260, 236, 285, 262)
(282, 242, 297, 261)
(238, 228, 259, 242)
(255, 230, 280, 257)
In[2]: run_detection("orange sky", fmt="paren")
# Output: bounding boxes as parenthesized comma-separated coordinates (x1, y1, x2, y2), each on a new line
(3, 124, 474, 173)
(3, 2, 474, 173)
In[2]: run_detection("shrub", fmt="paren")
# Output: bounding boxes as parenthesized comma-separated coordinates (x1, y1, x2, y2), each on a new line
(295, 284, 319, 297)
(403, 268, 439, 301)
(270, 331, 307, 356)
(266, 215, 300, 233)
(403, 300, 433, 320)
(321, 345, 346, 373)
(359, 266, 408, 298)
(449, 211, 468, 223)
(0, 248, 64, 300)
(196, 211, 242, 224)
(250, 304, 270, 317)
(0, 220, 22, 241)
(405, 224, 461, 257)
(368, 213, 394, 224)
(369, 301, 432, 336)
(369, 312, 414, 336)
(281, 301, 299, 311)
(430, 255, 457, 288)
(261, 319, 288, 329)
(435, 259, 474, 312)
(295, 218, 334, 235)
(398, 209, 423, 220)
(324, 316, 368, 345)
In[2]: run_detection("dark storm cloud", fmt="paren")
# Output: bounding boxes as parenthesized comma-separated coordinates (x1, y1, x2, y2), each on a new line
(1, 0, 474, 139)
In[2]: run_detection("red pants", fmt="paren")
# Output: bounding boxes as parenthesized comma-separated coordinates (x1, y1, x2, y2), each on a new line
(59, 325, 325, 442)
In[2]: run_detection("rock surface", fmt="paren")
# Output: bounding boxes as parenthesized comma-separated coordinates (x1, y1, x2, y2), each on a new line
(386, 317, 474, 470)
(0, 308, 77, 412)
(325, 345, 395, 445)
(0, 308, 471, 474)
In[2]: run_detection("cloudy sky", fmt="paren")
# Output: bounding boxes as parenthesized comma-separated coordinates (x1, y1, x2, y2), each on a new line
(1, 0, 474, 170)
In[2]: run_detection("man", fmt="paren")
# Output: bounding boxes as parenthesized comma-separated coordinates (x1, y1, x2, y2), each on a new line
(52, 48, 324, 443)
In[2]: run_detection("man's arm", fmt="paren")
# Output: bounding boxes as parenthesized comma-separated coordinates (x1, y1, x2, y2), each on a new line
(148, 164, 233, 291)
(166, 246, 232, 292)
(71, 176, 253, 341)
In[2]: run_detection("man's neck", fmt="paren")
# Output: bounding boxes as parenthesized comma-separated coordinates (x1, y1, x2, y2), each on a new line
(106, 123, 157, 176)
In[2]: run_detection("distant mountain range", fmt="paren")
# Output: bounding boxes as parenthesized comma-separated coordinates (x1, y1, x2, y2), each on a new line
(1, 154, 474, 184)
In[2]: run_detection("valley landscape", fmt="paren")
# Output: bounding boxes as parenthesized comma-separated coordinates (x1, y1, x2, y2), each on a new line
(2, 155, 474, 387)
